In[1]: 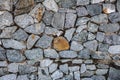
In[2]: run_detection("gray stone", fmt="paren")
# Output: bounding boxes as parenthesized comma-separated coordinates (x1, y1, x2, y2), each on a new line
(2, 39, 26, 49)
(76, 17, 90, 26)
(103, 4, 115, 14)
(0, 0, 12, 11)
(17, 75, 29, 80)
(81, 64, 86, 73)
(84, 60, 93, 64)
(6, 50, 25, 62)
(91, 0, 104, 3)
(0, 48, 6, 61)
(44, 48, 59, 59)
(59, 0, 76, 8)
(98, 43, 109, 52)
(0, 61, 8, 67)
(59, 64, 68, 74)
(77, 0, 89, 5)
(28, 74, 38, 80)
(24, 22, 45, 35)
(76, 7, 88, 17)
(87, 32, 96, 40)
(43, 11, 54, 25)
(81, 78, 92, 80)
(18, 65, 37, 74)
(74, 71, 80, 80)
(64, 28, 75, 42)
(0, 74, 17, 80)
(86, 65, 96, 70)
(0, 26, 17, 38)
(117, 0, 120, 12)
(8, 63, 19, 73)
(96, 69, 108, 75)
(12, 29, 28, 41)
(109, 12, 120, 23)
(91, 75, 105, 80)
(72, 59, 83, 64)
(0, 68, 8, 76)
(99, 23, 119, 32)
(51, 12, 65, 30)
(70, 41, 83, 51)
(25, 48, 43, 60)
(51, 70, 63, 80)
(78, 49, 91, 59)
(29, 3, 45, 23)
(96, 32, 105, 42)
(45, 27, 63, 36)
(76, 25, 87, 33)
(40, 59, 53, 67)
(91, 14, 108, 24)
(91, 51, 111, 59)
(83, 40, 98, 51)
(96, 64, 109, 69)
(49, 63, 58, 73)
(27, 34, 39, 49)
(81, 71, 94, 77)
(69, 66, 80, 72)
(65, 13, 77, 29)
(0, 11, 13, 29)
(112, 55, 120, 60)
(58, 8, 76, 13)
(88, 22, 99, 32)
(86, 4, 102, 16)
(72, 30, 88, 42)
(59, 50, 77, 58)
(108, 45, 120, 54)
(108, 67, 120, 80)
(35, 34, 53, 48)
(14, 14, 34, 28)
(43, 0, 58, 12)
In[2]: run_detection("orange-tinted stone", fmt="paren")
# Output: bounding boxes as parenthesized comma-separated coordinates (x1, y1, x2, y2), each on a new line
(53, 37, 69, 51)
(35, 8, 43, 22)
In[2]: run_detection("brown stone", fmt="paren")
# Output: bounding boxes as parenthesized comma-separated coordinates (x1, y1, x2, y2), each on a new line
(53, 37, 69, 51)
(35, 8, 43, 22)
(14, 0, 34, 15)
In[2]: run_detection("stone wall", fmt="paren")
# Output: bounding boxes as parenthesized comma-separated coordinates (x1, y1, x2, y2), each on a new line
(0, 0, 120, 80)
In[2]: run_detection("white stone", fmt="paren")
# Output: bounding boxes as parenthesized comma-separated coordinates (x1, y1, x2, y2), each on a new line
(108, 45, 120, 54)
(43, 0, 58, 12)
(8, 63, 19, 73)
(103, 4, 115, 14)
(49, 63, 58, 73)
(59, 64, 68, 74)
(86, 65, 96, 70)
(81, 64, 86, 73)
(70, 41, 83, 51)
(69, 66, 80, 72)
(0, 61, 8, 67)
(74, 71, 80, 80)
(76, 25, 87, 33)
(17, 75, 29, 80)
(91, 0, 104, 4)
(40, 59, 53, 67)
(72, 59, 83, 64)
(96, 69, 108, 75)
(51, 70, 63, 80)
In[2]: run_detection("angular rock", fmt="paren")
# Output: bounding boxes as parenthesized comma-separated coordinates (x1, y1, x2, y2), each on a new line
(96, 69, 108, 75)
(35, 34, 53, 48)
(0, 61, 8, 67)
(51, 70, 63, 80)
(53, 36, 69, 51)
(96, 32, 105, 42)
(109, 12, 120, 23)
(108, 45, 120, 54)
(45, 27, 63, 36)
(81, 71, 94, 77)
(49, 63, 58, 73)
(91, 75, 105, 80)
(86, 65, 96, 70)
(59, 64, 68, 74)
(2, 39, 26, 49)
(17, 75, 29, 80)
(86, 4, 102, 16)
(98, 43, 109, 52)
(83, 40, 98, 51)
(43, 11, 54, 25)
(64, 28, 75, 42)
(76, 7, 88, 17)
(91, 14, 108, 24)
(87, 32, 96, 40)
(6, 50, 25, 62)
(72, 59, 83, 64)
(0, 11, 13, 29)
(14, 0, 34, 15)
(76, 17, 90, 26)
(0, 26, 17, 38)
(103, 4, 115, 14)
(51, 12, 65, 30)
(81, 64, 87, 73)
(77, 0, 89, 5)
(99, 23, 119, 33)
(88, 22, 99, 32)
(14, 14, 34, 28)
(70, 41, 83, 51)
(40, 59, 53, 67)
(0, 74, 17, 80)
(12, 29, 28, 41)
(76, 25, 87, 33)
(65, 13, 77, 29)
(0, 68, 8, 76)
(69, 66, 80, 72)
(0, 48, 6, 61)
(8, 63, 19, 73)
(25, 48, 43, 60)
(44, 48, 59, 59)
(59, 50, 77, 58)
(29, 3, 45, 22)
(78, 49, 91, 59)
(74, 71, 80, 80)
(24, 22, 45, 34)
(43, 0, 58, 12)
(0, 0, 12, 11)
(27, 34, 39, 49)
